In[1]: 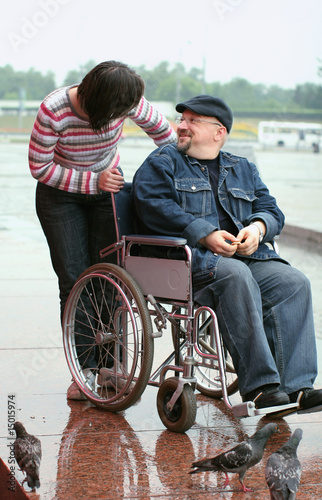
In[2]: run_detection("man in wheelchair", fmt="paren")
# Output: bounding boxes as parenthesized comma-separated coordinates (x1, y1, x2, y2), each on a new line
(132, 94, 322, 413)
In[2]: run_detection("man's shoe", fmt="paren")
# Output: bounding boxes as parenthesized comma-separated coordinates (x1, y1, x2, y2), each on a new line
(289, 388, 322, 411)
(242, 385, 290, 409)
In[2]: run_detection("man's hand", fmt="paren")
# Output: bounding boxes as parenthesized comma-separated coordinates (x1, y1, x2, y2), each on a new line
(199, 230, 241, 257)
(235, 221, 266, 256)
(99, 168, 124, 193)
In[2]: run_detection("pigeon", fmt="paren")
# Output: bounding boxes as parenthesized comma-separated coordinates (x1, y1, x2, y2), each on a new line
(14, 421, 42, 491)
(265, 428, 303, 499)
(190, 422, 279, 492)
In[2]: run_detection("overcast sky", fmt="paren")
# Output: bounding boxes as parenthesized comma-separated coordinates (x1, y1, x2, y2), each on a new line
(1, 0, 322, 89)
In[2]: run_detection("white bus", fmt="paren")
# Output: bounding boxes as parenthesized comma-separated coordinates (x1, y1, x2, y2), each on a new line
(258, 121, 322, 150)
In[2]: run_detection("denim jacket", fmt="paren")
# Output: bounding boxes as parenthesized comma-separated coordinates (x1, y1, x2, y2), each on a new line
(132, 143, 288, 280)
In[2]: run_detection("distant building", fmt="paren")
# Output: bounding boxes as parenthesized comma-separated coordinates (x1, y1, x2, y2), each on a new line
(0, 99, 177, 118)
(0, 100, 41, 115)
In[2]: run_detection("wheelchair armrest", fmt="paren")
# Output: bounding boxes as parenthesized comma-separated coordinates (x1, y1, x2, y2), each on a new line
(124, 235, 187, 247)
(266, 239, 279, 254)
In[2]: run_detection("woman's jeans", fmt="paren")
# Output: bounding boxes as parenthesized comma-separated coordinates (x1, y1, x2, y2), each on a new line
(194, 256, 317, 396)
(36, 182, 117, 369)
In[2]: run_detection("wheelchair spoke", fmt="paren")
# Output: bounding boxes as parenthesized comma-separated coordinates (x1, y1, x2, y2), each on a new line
(63, 263, 154, 412)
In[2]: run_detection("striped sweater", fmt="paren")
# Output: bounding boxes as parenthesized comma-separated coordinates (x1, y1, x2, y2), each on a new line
(28, 86, 176, 194)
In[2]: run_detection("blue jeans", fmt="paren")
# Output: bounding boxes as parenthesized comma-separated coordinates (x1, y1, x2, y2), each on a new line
(193, 257, 317, 396)
(36, 182, 117, 320)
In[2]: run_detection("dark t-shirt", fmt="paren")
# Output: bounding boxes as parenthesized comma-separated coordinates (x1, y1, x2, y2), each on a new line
(199, 156, 237, 236)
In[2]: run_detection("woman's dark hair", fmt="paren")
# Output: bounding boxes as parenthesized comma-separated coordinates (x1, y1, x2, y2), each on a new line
(78, 61, 145, 133)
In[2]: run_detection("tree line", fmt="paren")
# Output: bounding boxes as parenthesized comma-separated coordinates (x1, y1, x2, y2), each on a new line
(0, 60, 321, 113)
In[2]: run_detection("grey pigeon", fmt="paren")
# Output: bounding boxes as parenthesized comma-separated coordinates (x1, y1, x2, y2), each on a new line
(14, 421, 42, 491)
(190, 422, 279, 492)
(265, 428, 302, 499)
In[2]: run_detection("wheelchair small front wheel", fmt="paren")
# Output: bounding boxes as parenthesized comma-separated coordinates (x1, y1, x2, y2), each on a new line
(157, 377, 196, 433)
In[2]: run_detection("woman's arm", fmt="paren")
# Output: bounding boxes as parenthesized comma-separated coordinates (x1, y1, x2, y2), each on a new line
(128, 97, 176, 146)
(28, 102, 123, 194)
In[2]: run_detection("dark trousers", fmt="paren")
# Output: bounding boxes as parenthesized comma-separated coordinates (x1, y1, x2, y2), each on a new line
(36, 182, 116, 323)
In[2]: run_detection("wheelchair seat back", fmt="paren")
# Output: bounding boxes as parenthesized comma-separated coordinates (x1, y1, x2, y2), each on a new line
(112, 183, 192, 302)
(112, 182, 135, 241)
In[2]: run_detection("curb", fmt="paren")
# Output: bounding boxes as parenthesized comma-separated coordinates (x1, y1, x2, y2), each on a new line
(283, 224, 322, 247)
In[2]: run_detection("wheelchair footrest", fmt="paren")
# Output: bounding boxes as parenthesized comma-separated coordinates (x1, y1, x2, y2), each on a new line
(231, 401, 256, 418)
(232, 401, 299, 418)
(298, 403, 322, 414)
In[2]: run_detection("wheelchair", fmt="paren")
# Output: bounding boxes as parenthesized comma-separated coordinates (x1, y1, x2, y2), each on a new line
(62, 183, 298, 433)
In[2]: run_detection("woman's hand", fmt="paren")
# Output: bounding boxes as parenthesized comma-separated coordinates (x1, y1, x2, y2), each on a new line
(99, 168, 124, 193)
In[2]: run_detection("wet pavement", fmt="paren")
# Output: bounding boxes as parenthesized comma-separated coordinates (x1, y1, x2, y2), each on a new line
(0, 139, 322, 499)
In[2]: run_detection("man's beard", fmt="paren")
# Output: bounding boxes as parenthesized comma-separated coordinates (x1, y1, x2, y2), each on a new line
(176, 136, 192, 154)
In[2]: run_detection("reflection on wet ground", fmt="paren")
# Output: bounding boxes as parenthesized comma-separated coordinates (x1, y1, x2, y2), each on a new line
(2, 386, 322, 499)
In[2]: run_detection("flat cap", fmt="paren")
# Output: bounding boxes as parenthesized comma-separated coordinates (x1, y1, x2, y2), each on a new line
(176, 95, 233, 133)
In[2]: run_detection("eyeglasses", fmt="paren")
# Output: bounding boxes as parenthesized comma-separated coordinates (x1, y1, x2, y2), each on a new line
(175, 116, 223, 127)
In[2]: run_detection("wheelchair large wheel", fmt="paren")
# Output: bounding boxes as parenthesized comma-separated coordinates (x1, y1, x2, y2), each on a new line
(157, 377, 197, 433)
(63, 263, 154, 412)
(172, 310, 238, 399)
